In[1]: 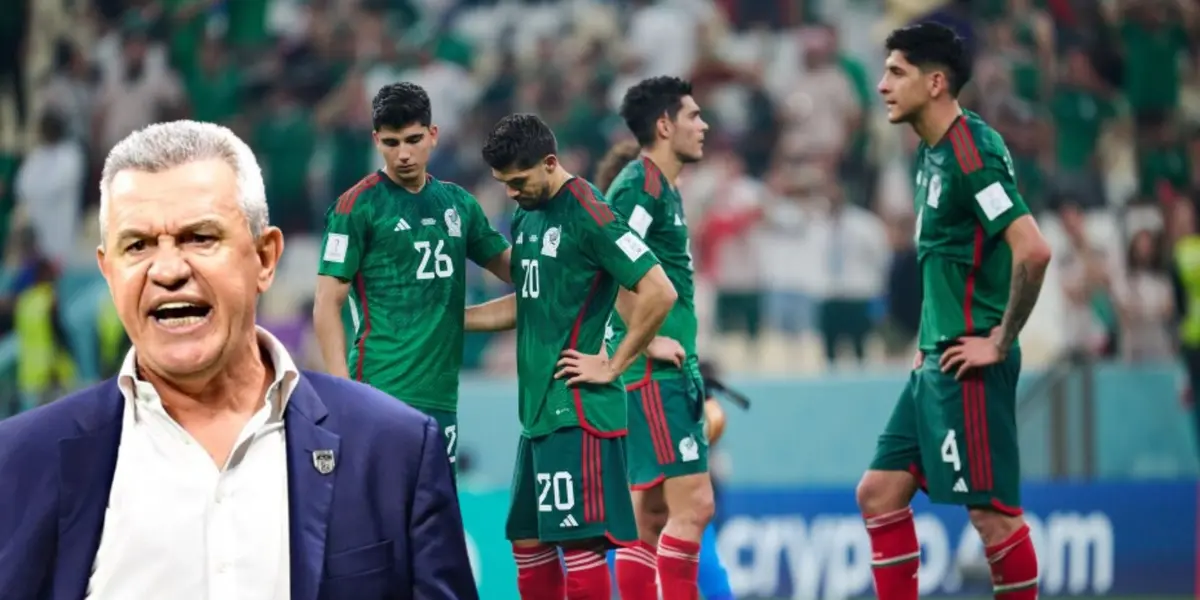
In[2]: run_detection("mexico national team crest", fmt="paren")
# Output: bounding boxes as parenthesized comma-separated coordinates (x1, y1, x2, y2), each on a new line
(312, 449, 336, 475)
(444, 208, 462, 237)
(679, 436, 699, 462)
(541, 226, 561, 258)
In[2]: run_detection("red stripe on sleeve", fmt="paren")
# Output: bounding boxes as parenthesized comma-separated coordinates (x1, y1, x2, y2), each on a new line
(336, 173, 382, 214)
(568, 179, 615, 226)
(949, 119, 983, 174)
(641, 157, 663, 199)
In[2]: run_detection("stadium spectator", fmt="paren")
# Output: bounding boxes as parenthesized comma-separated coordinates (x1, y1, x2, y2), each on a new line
(811, 169, 889, 365)
(1057, 201, 1121, 357)
(93, 17, 185, 156)
(1118, 228, 1174, 362)
(13, 112, 86, 268)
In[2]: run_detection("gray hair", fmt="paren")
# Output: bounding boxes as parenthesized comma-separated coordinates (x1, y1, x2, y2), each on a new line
(99, 120, 269, 240)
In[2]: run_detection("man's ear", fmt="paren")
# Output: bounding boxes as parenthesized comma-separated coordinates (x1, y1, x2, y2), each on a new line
(256, 226, 285, 293)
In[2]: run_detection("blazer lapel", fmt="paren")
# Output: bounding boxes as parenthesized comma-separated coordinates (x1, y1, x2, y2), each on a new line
(285, 375, 340, 600)
(55, 381, 124, 599)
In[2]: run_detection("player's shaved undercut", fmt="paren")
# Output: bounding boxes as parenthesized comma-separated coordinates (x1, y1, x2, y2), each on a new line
(885, 22, 973, 97)
(619, 76, 694, 147)
(481, 113, 558, 171)
(372, 82, 432, 131)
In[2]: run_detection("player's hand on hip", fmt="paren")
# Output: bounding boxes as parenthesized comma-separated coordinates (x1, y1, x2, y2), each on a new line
(912, 350, 924, 371)
(939, 329, 1005, 380)
(556, 349, 618, 386)
(647, 336, 686, 367)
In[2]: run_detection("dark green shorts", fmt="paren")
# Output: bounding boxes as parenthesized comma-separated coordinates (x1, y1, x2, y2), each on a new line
(869, 348, 1023, 514)
(419, 408, 459, 471)
(505, 427, 638, 546)
(625, 376, 709, 488)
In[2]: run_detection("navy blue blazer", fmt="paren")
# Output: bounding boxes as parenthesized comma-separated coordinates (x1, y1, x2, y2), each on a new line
(0, 372, 479, 600)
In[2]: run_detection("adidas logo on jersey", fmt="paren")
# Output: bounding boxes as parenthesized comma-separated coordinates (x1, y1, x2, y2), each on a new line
(953, 478, 969, 493)
(516, 233, 524, 244)
(394, 218, 411, 231)
(560, 515, 579, 528)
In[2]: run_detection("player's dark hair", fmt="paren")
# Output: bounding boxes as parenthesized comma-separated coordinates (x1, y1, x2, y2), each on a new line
(371, 82, 432, 131)
(885, 22, 972, 97)
(595, 140, 641, 192)
(619, 76, 694, 147)
(481, 113, 558, 171)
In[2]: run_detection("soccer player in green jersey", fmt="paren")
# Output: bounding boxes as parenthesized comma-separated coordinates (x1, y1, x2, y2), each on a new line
(312, 82, 512, 466)
(856, 23, 1053, 600)
(465, 113, 678, 600)
(602, 76, 715, 600)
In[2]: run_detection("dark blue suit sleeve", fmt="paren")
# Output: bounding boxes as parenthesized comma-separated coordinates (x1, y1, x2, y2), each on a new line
(0, 419, 57, 599)
(409, 417, 480, 600)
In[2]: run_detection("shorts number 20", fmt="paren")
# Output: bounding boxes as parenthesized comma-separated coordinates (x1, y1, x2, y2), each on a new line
(536, 471, 574, 512)
(940, 429, 961, 472)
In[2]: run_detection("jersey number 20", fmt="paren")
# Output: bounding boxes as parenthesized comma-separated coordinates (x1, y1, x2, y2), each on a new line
(521, 259, 541, 298)
(415, 240, 454, 280)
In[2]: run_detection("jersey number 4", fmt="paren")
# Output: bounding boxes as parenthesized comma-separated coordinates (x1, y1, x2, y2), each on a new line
(520, 258, 541, 299)
(414, 240, 454, 280)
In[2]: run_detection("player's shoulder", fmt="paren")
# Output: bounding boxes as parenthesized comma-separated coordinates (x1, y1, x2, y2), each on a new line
(562, 177, 617, 228)
(948, 112, 1010, 175)
(611, 157, 667, 200)
(428, 175, 474, 202)
(331, 171, 388, 216)
(301, 371, 435, 438)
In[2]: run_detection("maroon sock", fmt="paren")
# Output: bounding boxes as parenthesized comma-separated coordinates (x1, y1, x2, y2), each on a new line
(513, 544, 564, 600)
(563, 547, 611, 600)
(987, 524, 1039, 599)
(657, 534, 700, 600)
(864, 508, 920, 600)
(615, 541, 658, 600)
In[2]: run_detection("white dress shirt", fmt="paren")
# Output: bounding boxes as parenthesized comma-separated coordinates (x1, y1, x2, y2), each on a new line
(86, 328, 301, 600)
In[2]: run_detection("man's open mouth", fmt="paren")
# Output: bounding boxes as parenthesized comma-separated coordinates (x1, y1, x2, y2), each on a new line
(150, 302, 213, 327)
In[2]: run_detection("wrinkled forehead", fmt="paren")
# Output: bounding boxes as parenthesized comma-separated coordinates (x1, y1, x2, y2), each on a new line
(105, 160, 243, 236)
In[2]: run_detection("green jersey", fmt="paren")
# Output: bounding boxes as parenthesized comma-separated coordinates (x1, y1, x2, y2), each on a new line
(913, 111, 1031, 352)
(317, 172, 510, 412)
(605, 157, 700, 383)
(511, 177, 660, 437)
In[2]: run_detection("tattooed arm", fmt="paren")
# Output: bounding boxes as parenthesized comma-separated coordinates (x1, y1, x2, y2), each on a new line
(996, 214, 1053, 353)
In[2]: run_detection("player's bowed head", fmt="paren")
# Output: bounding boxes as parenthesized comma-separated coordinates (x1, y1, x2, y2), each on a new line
(481, 113, 565, 210)
(96, 120, 285, 398)
(371, 81, 438, 192)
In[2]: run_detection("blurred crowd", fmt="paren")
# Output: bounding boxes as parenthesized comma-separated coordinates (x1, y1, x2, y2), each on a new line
(1, 0, 1199, 412)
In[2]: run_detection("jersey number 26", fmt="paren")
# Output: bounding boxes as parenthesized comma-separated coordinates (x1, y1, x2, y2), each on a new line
(414, 240, 454, 280)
